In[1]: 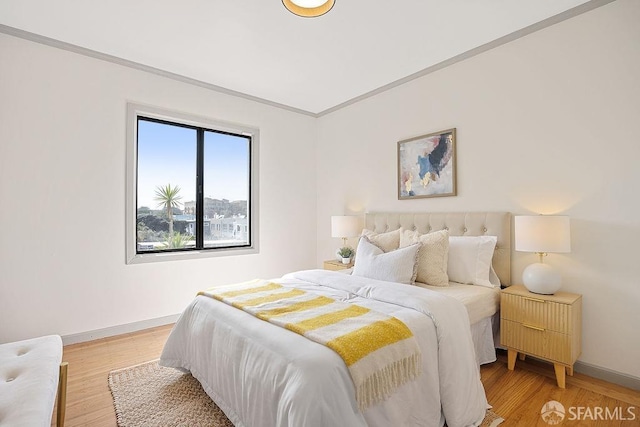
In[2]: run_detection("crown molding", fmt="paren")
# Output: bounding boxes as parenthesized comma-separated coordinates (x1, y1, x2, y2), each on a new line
(0, 0, 615, 118)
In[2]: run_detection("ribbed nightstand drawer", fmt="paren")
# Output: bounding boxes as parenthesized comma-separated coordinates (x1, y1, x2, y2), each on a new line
(501, 293, 572, 334)
(323, 260, 353, 271)
(501, 319, 573, 365)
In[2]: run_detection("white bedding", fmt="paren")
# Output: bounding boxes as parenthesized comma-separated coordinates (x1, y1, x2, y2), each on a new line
(160, 270, 488, 427)
(418, 282, 500, 365)
(418, 282, 500, 325)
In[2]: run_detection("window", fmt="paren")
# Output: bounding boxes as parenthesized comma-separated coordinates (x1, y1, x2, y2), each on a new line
(126, 104, 259, 263)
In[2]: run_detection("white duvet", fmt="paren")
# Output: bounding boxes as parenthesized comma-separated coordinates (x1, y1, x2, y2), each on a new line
(160, 270, 488, 427)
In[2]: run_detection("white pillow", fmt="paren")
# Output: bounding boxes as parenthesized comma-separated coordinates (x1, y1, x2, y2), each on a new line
(399, 229, 449, 287)
(352, 236, 420, 284)
(448, 236, 498, 288)
(360, 228, 401, 252)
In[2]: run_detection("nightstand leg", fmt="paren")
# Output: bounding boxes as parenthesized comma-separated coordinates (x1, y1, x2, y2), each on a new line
(507, 349, 517, 370)
(554, 363, 566, 388)
(567, 365, 574, 376)
(518, 353, 526, 361)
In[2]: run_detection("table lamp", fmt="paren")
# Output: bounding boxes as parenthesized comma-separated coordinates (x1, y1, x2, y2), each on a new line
(331, 215, 361, 262)
(515, 215, 571, 294)
(331, 216, 361, 246)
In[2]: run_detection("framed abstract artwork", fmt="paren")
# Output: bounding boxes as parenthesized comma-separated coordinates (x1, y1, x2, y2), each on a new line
(397, 128, 456, 199)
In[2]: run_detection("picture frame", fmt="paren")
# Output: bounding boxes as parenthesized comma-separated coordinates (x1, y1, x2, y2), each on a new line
(397, 128, 456, 199)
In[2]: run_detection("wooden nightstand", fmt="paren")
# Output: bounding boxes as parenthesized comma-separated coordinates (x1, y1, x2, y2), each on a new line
(500, 285, 582, 388)
(323, 259, 353, 271)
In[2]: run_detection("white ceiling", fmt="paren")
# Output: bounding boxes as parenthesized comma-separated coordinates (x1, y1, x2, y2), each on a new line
(0, 0, 600, 116)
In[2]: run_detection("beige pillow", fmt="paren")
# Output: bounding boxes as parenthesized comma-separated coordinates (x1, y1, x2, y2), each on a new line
(361, 228, 401, 252)
(399, 229, 449, 287)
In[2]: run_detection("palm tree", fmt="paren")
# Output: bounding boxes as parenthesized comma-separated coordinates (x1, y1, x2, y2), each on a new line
(154, 184, 183, 247)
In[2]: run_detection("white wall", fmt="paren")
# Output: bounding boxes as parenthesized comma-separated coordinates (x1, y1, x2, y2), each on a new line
(0, 33, 318, 342)
(316, 0, 640, 379)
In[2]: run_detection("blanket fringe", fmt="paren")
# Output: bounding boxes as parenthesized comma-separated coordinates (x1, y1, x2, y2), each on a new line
(356, 352, 422, 411)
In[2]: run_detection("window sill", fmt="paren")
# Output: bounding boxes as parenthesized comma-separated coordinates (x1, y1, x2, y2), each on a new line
(126, 246, 259, 264)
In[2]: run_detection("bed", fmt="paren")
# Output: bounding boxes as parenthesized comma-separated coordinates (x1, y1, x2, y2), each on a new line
(160, 211, 511, 427)
(362, 212, 511, 366)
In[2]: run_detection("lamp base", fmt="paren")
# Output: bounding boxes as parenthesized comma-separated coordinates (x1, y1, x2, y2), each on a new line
(522, 262, 562, 295)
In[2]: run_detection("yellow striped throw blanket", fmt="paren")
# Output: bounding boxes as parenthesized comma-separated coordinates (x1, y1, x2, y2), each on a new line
(198, 280, 422, 410)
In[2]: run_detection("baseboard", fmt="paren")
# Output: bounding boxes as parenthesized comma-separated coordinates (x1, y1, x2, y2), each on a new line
(61, 314, 180, 345)
(574, 360, 640, 391)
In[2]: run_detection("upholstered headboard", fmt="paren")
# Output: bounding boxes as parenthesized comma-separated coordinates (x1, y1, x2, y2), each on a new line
(364, 212, 512, 286)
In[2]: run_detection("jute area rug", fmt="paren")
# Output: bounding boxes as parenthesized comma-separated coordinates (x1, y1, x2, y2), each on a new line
(108, 360, 503, 427)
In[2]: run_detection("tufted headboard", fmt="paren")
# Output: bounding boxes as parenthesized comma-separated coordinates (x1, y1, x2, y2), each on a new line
(364, 212, 512, 286)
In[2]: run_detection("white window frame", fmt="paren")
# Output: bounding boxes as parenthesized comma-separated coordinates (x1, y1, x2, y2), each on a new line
(125, 103, 259, 264)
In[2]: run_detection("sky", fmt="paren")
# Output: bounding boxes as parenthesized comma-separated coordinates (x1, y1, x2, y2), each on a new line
(137, 119, 250, 210)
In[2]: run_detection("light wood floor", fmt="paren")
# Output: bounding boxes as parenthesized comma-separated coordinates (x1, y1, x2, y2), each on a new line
(53, 325, 170, 427)
(53, 324, 640, 427)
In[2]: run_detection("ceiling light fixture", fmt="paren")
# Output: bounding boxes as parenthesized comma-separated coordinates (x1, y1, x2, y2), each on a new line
(282, 0, 335, 17)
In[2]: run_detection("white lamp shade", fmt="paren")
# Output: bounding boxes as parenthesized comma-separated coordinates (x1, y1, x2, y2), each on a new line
(331, 216, 361, 238)
(515, 215, 571, 253)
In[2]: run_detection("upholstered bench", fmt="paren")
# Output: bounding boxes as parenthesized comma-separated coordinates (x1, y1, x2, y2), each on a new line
(0, 335, 67, 427)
